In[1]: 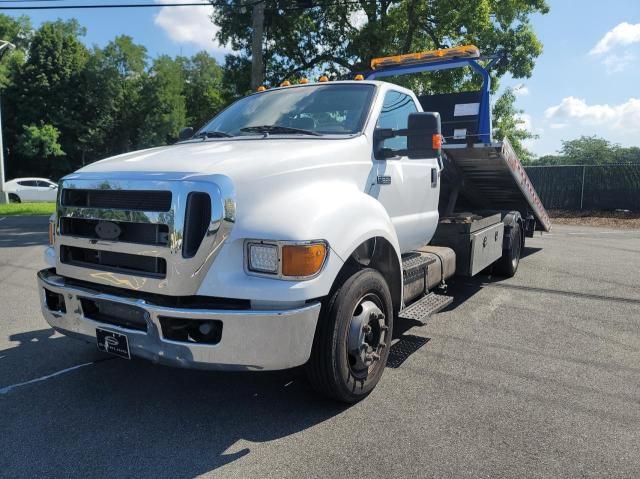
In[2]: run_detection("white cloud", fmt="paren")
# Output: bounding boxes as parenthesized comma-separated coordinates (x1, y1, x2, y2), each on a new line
(545, 96, 640, 131)
(590, 22, 640, 55)
(549, 123, 567, 130)
(154, 0, 230, 54)
(602, 52, 635, 73)
(513, 83, 529, 96)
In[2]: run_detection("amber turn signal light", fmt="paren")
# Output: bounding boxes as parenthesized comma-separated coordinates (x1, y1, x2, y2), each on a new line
(432, 133, 442, 150)
(282, 243, 327, 277)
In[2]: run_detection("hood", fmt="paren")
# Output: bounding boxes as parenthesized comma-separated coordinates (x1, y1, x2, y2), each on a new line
(74, 136, 369, 183)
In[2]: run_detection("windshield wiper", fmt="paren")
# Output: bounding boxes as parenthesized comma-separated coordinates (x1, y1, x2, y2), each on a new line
(194, 130, 234, 139)
(240, 125, 322, 136)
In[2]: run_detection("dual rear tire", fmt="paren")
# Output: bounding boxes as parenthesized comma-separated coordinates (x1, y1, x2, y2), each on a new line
(495, 214, 524, 277)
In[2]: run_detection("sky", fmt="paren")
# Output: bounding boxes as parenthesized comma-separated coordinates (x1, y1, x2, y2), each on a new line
(4, 0, 640, 156)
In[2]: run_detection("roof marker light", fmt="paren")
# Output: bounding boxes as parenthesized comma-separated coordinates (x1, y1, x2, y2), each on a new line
(354, 74, 364, 80)
(257, 85, 266, 92)
(280, 80, 291, 87)
(370, 45, 480, 70)
(318, 75, 329, 82)
(299, 78, 309, 84)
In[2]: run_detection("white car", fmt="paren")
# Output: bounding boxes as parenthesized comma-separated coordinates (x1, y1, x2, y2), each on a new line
(4, 177, 58, 202)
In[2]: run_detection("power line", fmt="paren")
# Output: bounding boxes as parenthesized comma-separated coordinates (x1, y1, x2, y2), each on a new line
(0, 2, 212, 8)
(0, 0, 361, 8)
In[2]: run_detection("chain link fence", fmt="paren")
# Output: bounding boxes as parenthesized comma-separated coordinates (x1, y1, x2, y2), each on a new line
(524, 164, 640, 211)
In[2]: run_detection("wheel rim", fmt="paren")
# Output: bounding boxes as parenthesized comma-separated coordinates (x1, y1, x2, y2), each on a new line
(347, 293, 388, 379)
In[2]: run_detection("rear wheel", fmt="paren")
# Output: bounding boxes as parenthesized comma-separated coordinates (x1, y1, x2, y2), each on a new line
(8, 193, 20, 203)
(495, 218, 522, 277)
(306, 268, 393, 403)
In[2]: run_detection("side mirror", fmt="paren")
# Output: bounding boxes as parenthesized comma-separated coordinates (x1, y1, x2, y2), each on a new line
(406, 112, 441, 159)
(178, 127, 194, 141)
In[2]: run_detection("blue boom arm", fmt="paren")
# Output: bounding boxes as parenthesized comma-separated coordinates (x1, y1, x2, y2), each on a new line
(365, 52, 497, 144)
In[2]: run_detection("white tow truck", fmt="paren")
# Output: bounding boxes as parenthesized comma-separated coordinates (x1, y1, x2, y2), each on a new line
(38, 46, 550, 402)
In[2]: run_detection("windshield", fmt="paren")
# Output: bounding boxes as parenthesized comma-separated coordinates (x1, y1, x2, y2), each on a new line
(198, 84, 376, 137)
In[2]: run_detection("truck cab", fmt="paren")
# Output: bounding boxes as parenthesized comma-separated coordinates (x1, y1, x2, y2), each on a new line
(37, 46, 549, 403)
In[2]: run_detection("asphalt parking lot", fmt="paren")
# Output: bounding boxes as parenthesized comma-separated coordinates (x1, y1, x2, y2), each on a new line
(1, 215, 639, 478)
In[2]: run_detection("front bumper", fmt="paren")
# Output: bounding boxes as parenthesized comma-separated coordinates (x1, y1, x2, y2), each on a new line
(37, 268, 321, 371)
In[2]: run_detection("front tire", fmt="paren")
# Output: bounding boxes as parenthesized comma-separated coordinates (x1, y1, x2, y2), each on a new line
(306, 268, 393, 403)
(8, 193, 20, 203)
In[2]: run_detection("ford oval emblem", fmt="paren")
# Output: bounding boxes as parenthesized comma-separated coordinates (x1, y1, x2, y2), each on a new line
(95, 221, 122, 240)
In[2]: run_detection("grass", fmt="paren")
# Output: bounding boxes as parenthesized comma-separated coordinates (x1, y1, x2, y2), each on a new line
(0, 202, 55, 216)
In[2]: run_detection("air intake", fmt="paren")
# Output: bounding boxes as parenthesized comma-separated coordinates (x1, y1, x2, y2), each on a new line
(182, 192, 211, 258)
(61, 189, 172, 212)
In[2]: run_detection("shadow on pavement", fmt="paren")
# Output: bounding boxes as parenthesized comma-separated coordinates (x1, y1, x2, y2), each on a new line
(0, 328, 349, 478)
(521, 246, 543, 259)
(0, 216, 49, 248)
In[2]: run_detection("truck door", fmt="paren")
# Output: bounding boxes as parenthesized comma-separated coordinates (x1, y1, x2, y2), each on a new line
(369, 90, 440, 252)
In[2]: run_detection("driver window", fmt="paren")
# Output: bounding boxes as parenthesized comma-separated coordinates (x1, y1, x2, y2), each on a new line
(376, 91, 418, 150)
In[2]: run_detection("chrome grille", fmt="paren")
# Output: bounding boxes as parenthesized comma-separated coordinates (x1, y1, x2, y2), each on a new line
(61, 189, 171, 211)
(59, 217, 169, 246)
(55, 177, 235, 296)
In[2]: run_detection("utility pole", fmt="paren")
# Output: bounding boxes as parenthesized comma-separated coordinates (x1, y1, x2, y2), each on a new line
(250, 0, 265, 90)
(0, 40, 16, 205)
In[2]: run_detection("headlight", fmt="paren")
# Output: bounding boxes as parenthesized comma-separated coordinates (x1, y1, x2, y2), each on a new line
(245, 240, 328, 279)
(247, 243, 279, 273)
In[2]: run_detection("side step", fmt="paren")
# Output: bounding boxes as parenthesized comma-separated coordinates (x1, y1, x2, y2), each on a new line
(398, 293, 453, 322)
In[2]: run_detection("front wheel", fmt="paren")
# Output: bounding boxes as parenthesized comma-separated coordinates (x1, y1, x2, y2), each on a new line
(305, 268, 393, 403)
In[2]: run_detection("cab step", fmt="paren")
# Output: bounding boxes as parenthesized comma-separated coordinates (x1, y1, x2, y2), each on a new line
(398, 292, 453, 322)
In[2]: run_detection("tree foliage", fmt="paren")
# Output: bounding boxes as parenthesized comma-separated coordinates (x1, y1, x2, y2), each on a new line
(17, 124, 65, 159)
(0, 14, 226, 180)
(0, 14, 32, 87)
(213, 0, 549, 97)
(492, 88, 537, 163)
(536, 136, 640, 166)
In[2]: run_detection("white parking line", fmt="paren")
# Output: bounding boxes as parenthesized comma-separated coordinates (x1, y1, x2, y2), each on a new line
(0, 361, 95, 395)
(0, 217, 6, 221)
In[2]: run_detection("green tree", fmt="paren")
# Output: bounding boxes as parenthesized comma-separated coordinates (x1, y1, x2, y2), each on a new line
(213, 0, 548, 96)
(534, 136, 640, 165)
(615, 146, 640, 164)
(492, 87, 537, 163)
(558, 136, 616, 165)
(0, 14, 32, 87)
(182, 51, 226, 128)
(17, 124, 68, 177)
(138, 55, 187, 147)
(81, 36, 149, 158)
(7, 19, 89, 176)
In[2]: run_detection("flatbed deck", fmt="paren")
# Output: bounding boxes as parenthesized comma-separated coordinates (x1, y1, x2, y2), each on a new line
(443, 138, 551, 231)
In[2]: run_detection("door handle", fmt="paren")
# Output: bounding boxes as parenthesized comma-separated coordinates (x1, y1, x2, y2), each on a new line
(431, 168, 438, 187)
